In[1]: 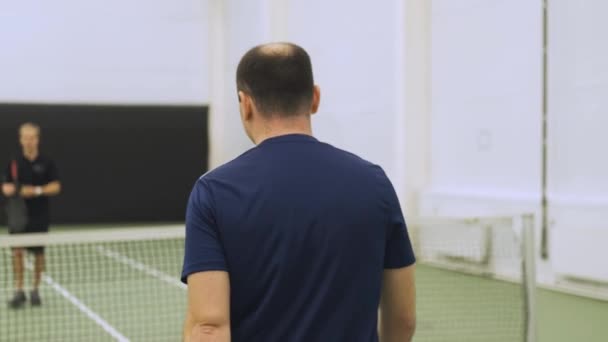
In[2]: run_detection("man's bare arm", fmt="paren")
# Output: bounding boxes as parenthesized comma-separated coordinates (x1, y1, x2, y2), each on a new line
(184, 271, 231, 342)
(379, 264, 416, 342)
(2, 183, 16, 197)
(20, 181, 61, 198)
(42, 180, 61, 196)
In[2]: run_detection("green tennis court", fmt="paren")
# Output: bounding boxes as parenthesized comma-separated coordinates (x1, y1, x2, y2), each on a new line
(416, 264, 523, 342)
(418, 265, 608, 342)
(1, 226, 186, 341)
(1, 225, 608, 342)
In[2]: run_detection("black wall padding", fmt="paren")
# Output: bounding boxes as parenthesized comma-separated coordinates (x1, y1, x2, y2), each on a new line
(0, 103, 208, 224)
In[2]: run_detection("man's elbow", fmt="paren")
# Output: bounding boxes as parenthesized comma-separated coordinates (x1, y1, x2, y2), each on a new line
(395, 314, 416, 332)
(384, 314, 416, 341)
(404, 316, 416, 337)
(193, 322, 225, 334)
(190, 322, 230, 342)
(187, 312, 230, 342)
(48, 182, 61, 196)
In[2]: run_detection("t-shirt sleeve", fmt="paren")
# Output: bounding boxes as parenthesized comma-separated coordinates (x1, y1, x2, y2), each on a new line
(46, 160, 59, 183)
(181, 178, 228, 284)
(383, 175, 416, 269)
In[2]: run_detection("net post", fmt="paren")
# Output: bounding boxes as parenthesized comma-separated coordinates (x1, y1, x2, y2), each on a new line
(522, 213, 538, 342)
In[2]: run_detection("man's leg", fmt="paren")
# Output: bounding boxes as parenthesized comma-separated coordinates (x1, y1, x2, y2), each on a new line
(30, 250, 45, 306)
(12, 248, 24, 289)
(8, 248, 26, 308)
(33, 252, 45, 289)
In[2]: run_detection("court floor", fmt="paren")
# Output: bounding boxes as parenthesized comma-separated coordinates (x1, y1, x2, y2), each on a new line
(0, 232, 185, 342)
(1, 225, 607, 341)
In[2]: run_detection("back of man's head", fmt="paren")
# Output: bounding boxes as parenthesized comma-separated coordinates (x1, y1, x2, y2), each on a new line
(236, 43, 314, 117)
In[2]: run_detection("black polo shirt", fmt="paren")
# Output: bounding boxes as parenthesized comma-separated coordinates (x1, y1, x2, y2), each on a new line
(4, 154, 59, 231)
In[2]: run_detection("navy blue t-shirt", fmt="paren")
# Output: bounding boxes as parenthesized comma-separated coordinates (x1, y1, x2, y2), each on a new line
(182, 134, 415, 342)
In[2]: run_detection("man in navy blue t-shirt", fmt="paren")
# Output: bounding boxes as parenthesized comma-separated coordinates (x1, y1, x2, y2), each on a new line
(182, 42, 416, 342)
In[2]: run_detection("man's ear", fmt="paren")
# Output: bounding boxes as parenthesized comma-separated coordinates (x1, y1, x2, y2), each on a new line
(238, 91, 254, 121)
(311, 85, 321, 114)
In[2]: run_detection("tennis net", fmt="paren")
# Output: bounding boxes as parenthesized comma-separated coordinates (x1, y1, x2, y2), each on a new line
(0, 225, 186, 342)
(1, 216, 537, 342)
(410, 214, 537, 342)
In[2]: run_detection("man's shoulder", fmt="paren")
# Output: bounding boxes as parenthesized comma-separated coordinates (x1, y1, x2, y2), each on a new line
(195, 141, 389, 187)
(320, 142, 388, 179)
(195, 147, 259, 183)
(325, 142, 376, 166)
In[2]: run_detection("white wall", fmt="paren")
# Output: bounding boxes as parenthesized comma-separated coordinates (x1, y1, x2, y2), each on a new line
(206, 0, 273, 167)
(0, 0, 209, 104)
(420, 0, 608, 291)
(417, 0, 544, 283)
(287, 0, 405, 187)
(403, 0, 431, 215)
(209, 0, 408, 199)
(3, 0, 605, 293)
(548, 0, 608, 203)
(548, 0, 608, 283)
(421, 0, 543, 217)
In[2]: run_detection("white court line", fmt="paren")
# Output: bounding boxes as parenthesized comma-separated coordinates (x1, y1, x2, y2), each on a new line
(42, 274, 130, 342)
(14, 254, 130, 342)
(95, 246, 186, 290)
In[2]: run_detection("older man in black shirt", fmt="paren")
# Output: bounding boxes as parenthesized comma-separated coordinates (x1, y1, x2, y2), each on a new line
(2, 122, 61, 308)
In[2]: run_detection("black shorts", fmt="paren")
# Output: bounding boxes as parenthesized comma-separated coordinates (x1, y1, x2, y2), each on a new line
(9, 225, 49, 255)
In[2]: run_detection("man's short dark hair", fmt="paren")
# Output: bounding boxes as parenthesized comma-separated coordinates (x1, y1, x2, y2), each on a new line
(236, 43, 314, 117)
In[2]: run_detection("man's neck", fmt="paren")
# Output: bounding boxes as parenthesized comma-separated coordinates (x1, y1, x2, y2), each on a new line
(23, 150, 39, 161)
(254, 120, 313, 145)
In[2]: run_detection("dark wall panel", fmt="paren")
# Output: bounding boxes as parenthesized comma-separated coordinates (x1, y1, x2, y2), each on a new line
(0, 104, 208, 224)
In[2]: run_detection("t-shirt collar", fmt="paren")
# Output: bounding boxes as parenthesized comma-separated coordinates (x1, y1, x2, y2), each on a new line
(257, 134, 318, 147)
